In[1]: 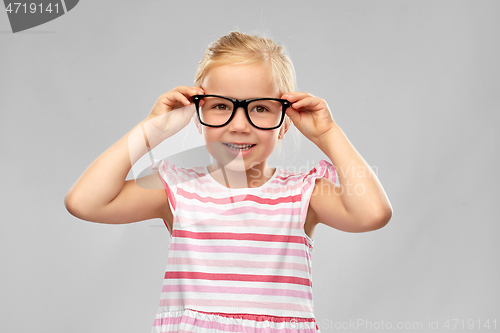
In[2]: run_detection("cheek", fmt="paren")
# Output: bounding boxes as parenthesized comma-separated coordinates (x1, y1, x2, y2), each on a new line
(202, 128, 219, 141)
(202, 128, 224, 152)
(261, 132, 279, 150)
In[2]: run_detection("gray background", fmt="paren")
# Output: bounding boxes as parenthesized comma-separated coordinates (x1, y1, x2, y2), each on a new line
(1, 1, 499, 332)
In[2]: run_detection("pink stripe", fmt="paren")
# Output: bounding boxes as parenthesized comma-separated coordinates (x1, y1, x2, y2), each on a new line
(188, 179, 304, 194)
(183, 181, 302, 194)
(173, 165, 206, 179)
(180, 176, 218, 187)
(161, 284, 312, 300)
(174, 172, 315, 194)
(167, 257, 309, 272)
(178, 170, 306, 189)
(153, 315, 182, 328)
(173, 230, 309, 246)
(260, 183, 303, 194)
(178, 188, 301, 205)
(274, 174, 307, 184)
(173, 217, 303, 229)
(158, 298, 313, 313)
(170, 243, 309, 259)
(164, 271, 311, 286)
(176, 202, 300, 216)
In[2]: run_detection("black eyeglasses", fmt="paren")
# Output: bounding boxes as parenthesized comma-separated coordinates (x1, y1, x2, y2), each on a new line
(192, 94, 290, 130)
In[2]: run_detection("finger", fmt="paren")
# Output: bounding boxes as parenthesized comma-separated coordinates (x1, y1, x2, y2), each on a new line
(285, 107, 301, 125)
(290, 96, 323, 110)
(281, 92, 313, 102)
(164, 91, 191, 107)
(174, 85, 204, 98)
(187, 86, 205, 97)
(192, 86, 205, 95)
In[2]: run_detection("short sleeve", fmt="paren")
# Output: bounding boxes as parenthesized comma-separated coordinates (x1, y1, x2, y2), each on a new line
(300, 159, 338, 223)
(151, 158, 178, 213)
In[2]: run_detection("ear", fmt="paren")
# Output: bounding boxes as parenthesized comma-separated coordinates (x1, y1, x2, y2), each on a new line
(278, 115, 291, 140)
(192, 112, 202, 134)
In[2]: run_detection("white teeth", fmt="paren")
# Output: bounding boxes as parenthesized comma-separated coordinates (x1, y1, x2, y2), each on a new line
(224, 143, 254, 150)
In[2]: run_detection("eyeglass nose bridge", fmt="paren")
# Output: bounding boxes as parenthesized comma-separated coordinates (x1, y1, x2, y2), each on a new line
(228, 98, 249, 113)
(230, 98, 290, 114)
(226, 99, 253, 129)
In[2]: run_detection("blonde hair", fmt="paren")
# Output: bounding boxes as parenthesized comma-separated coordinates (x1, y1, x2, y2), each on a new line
(194, 31, 295, 94)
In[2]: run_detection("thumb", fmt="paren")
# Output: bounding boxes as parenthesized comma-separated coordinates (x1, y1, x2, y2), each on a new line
(285, 107, 300, 126)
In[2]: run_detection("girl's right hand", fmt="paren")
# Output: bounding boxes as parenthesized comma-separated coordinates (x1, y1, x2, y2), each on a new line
(143, 85, 205, 147)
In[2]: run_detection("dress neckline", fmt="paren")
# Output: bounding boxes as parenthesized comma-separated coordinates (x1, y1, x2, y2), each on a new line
(203, 166, 280, 192)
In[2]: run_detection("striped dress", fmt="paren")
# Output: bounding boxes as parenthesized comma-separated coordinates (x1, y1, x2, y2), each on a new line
(150, 159, 337, 333)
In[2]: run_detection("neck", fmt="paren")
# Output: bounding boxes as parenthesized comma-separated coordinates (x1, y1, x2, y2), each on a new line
(209, 160, 275, 188)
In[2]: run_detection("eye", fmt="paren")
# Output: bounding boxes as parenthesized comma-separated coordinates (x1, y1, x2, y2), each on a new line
(251, 105, 269, 113)
(214, 104, 230, 111)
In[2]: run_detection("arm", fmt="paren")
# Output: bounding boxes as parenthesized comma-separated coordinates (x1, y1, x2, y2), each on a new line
(283, 92, 392, 232)
(64, 121, 167, 224)
(64, 85, 204, 224)
(311, 124, 392, 232)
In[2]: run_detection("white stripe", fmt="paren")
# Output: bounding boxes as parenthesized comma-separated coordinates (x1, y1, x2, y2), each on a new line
(160, 278, 313, 292)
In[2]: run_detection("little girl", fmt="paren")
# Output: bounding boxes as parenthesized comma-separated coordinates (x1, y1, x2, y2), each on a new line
(65, 31, 392, 333)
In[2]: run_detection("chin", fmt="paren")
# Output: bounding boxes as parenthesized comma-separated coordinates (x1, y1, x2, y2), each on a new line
(222, 159, 248, 171)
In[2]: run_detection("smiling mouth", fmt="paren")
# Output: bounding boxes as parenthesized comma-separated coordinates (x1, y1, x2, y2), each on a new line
(223, 143, 256, 151)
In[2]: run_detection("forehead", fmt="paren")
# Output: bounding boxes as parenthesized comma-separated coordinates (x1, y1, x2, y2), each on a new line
(201, 64, 280, 99)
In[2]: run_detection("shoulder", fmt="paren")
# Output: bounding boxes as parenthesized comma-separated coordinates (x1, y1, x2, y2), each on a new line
(278, 160, 337, 187)
(153, 159, 207, 184)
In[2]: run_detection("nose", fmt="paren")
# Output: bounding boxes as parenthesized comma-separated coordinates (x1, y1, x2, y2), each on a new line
(228, 107, 251, 132)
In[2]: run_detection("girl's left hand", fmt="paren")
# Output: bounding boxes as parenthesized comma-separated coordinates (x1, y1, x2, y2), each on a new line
(282, 92, 336, 146)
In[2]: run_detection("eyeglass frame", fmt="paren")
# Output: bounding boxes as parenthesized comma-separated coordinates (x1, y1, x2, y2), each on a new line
(192, 94, 290, 130)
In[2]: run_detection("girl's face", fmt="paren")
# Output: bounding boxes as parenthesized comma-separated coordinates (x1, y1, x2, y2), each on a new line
(196, 63, 288, 171)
